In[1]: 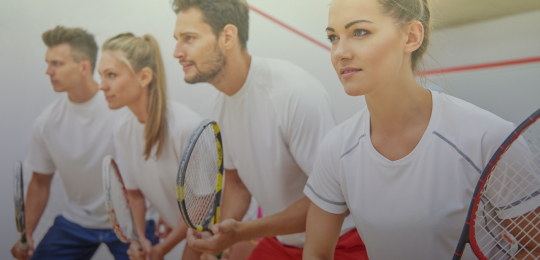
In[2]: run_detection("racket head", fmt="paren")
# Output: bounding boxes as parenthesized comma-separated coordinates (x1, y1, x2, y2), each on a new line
(454, 109, 540, 259)
(177, 119, 223, 233)
(102, 155, 138, 243)
(13, 161, 25, 233)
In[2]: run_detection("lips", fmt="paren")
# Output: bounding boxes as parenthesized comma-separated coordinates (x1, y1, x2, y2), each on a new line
(340, 67, 362, 79)
(180, 61, 195, 71)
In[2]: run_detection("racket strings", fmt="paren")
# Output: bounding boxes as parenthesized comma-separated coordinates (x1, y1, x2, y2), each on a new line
(184, 126, 218, 227)
(474, 121, 540, 259)
(108, 164, 134, 240)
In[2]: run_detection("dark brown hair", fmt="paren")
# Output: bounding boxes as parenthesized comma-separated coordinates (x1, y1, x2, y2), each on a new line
(172, 0, 249, 49)
(103, 33, 168, 160)
(42, 26, 98, 73)
(378, 0, 431, 72)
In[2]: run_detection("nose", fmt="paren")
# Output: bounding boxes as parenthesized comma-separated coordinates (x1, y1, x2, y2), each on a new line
(45, 64, 54, 75)
(332, 39, 353, 62)
(173, 41, 185, 60)
(98, 81, 108, 91)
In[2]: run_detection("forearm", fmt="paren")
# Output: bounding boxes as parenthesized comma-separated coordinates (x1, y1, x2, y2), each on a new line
(221, 169, 252, 221)
(25, 173, 53, 237)
(127, 190, 147, 239)
(159, 219, 188, 254)
(236, 196, 310, 241)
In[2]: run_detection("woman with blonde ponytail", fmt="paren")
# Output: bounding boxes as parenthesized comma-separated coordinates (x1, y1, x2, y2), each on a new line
(98, 33, 202, 260)
(303, 0, 518, 259)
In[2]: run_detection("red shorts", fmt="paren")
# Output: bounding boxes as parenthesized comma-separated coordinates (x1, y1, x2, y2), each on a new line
(246, 229, 368, 260)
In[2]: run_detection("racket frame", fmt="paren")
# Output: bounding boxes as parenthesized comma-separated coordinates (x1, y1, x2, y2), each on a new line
(453, 109, 540, 259)
(102, 155, 139, 243)
(13, 161, 28, 251)
(177, 119, 224, 233)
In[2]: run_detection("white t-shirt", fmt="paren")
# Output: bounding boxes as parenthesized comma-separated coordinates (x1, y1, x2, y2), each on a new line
(114, 101, 202, 227)
(25, 92, 127, 229)
(211, 56, 355, 247)
(305, 91, 539, 259)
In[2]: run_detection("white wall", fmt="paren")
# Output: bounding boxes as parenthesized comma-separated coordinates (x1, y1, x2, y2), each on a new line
(1, 0, 539, 259)
(425, 10, 540, 124)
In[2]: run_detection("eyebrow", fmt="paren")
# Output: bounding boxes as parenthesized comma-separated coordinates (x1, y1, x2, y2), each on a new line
(326, 19, 373, 32)
(179, 32, 197, 36)
(345, 20, 372, 29)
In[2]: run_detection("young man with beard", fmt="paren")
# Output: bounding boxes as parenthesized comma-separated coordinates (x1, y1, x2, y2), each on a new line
(172, 1, 368, 259)
(10, 26, 157, 260)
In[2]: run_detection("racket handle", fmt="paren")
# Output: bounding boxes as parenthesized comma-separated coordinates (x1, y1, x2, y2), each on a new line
(19, 234, 28, 251)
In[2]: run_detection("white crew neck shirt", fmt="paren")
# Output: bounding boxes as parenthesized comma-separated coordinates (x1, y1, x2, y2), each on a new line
(25, 92, 127, 229)
(211, 56, 355, 247)
(114, 101, 202, 227)
(304, 91, 539, 259)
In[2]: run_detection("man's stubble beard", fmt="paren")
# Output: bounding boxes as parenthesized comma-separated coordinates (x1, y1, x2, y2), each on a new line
(185, 44, 227, 84)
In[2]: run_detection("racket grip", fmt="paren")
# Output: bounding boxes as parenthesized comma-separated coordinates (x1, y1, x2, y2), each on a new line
(19, 234, 28, 251)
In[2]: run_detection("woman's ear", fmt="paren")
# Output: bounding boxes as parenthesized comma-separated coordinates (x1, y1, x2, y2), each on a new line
(404, 21, 424, 54)
(138, 67, 153, 88)
(219, 24, 239, 51)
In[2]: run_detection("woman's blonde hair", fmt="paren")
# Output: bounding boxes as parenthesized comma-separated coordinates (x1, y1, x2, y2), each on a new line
(378, 0, 431, 72)
(103, 33, 168, 160)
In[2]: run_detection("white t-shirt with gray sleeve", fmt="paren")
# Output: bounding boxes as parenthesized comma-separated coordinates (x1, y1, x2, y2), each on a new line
(304, 91, 540, 259)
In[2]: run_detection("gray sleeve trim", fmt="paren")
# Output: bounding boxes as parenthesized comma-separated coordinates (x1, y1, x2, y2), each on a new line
(341, 134, 366, 159)
(433, 131, 481, 174)
(305, 182, 347, 205)
(494, 189, 540, 211)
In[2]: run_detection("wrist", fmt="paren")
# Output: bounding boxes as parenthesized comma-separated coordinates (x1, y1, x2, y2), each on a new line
(233, 220, 251, 243)
(156, 239, 174, 255)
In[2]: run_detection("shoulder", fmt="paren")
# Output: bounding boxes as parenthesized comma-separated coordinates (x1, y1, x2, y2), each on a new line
(112, 111, 136, 139)
(437, 93, 515, 143)
(434, 93, 515, 165)
(320, 109, 368, 160)
(168, 101, 204, 137)
(256, 57, 328, 97)
(31, 96, 67, 131)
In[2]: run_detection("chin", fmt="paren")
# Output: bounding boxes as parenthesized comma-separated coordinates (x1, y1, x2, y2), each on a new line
(106, 102, 123, 110)
(52, 85, 66, 93)
(343, 84, 367, 97)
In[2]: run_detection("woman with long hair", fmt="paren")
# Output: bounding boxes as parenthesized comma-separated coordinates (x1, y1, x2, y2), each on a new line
(301, 0, 532, 259)
(97, 33, 202, 260)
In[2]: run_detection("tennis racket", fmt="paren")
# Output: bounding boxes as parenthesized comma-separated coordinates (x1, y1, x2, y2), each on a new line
(177, 119, 223, 258)
(102, 155, 140, 244)
(13, 161, 28, 251)
(453, 109, 540, 259)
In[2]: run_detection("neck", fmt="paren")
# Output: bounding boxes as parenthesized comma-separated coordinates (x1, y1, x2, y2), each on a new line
(365, 69, 432, 135)
(209, 48, 251, 96)
(67, 76, 98, 103)
(128, 89, 149, 124)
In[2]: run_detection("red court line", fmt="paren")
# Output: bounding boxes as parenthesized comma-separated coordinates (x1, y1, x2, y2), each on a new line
(248, 5, 540, 75)
(248, 5, 331, 51)
(419, 56, 540, 76)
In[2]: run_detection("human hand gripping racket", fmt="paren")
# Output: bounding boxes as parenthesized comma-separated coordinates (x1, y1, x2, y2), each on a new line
(177, 119, 224, 259)
(13, 161, 29, 252)
(102, 156, 146, 257)
(453, 109, 540, 259)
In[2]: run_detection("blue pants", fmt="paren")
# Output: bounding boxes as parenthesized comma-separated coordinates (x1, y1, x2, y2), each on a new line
(31, 215, 159, 260)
